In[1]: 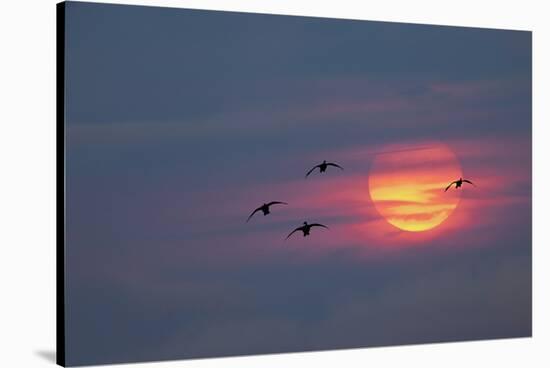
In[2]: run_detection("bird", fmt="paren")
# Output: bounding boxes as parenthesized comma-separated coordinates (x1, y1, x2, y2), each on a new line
(246, 201, 288, 222)
(286, 221, 329, 239)
(445, 177, 475, 192)
(305, 160, 343, 178)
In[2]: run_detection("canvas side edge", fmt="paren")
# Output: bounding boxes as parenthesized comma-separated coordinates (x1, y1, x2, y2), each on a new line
(56, 2, 66, 367)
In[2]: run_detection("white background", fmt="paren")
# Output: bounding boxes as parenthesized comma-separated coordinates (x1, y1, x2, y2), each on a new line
(0, 0, 548, 367)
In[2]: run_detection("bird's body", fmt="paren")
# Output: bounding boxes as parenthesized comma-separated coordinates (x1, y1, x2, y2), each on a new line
(306, 160, 343, 178)
(445, 177, 475, 192)
(246, 201, 288, 222)
(259, 204, 271, 215)
(286, 221, 329, 239)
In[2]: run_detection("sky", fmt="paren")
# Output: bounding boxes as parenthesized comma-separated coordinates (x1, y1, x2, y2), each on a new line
(64, 2, 532, 366)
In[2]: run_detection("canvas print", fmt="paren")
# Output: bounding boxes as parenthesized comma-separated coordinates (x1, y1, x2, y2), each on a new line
(58, 1, 532, 366)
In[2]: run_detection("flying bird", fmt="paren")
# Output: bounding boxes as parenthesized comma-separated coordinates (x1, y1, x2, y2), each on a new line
(246, 201, 288, 222)
(286, 221, 329, 239)
(445, 177, 476, 192)
(305, 160, 343, 178)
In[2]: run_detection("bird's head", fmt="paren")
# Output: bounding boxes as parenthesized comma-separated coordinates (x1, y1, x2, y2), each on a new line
(322, 160, 327, 163)
(303, 221, 308, 225)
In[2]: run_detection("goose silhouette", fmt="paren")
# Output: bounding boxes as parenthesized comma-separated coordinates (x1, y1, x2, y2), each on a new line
(286, 221, 329, 239)
(445, 177, 475, 192)
(305, 160, 343, 178)
(246, 201, 288, 222)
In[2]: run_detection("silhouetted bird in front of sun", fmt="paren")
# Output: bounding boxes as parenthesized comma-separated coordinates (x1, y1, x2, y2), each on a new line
(445, 177, 476, 192)
(305, 160, 343, 178)
(246, 201, 288, 222)
(286, 221, 329, 239)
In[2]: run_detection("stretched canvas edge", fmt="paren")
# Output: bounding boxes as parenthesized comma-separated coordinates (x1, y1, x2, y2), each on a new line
(56, 2, 66, 367)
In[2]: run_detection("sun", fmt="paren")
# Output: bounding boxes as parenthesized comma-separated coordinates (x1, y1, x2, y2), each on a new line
(368, 143, 462, 232)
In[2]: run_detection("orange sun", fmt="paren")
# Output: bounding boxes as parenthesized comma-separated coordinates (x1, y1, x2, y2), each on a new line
(368, 143, 462, 232)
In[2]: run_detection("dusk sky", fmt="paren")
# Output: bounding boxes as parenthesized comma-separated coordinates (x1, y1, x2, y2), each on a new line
(64, 2, 532, 366)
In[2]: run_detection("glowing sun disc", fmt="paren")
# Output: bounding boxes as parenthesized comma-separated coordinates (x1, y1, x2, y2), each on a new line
(368, 143, 462, 232)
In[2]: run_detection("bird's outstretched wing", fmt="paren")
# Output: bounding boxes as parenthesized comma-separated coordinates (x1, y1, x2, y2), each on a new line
(444, 181, 457, 192)
(246, 207, 262, 222)
(463, 179, 476, 186)
(267, 201, 288, 207)
(305, 165, 320, 178)
(326, 163, 344, 170)
(286, 226, 304, 240)
(309, 223, 329, 230)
